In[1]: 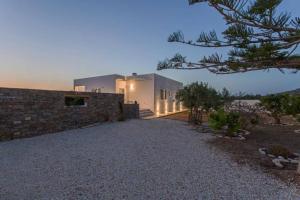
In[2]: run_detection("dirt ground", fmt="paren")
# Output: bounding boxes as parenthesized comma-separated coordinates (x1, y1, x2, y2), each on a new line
(208, 124, 300, 186)
(161, 111, 209, 122)
(160, 111, 190, 122)
(163, 112, 300, 187)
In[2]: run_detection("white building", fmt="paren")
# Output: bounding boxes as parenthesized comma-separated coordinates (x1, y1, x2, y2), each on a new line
(74, 73, 183, 116)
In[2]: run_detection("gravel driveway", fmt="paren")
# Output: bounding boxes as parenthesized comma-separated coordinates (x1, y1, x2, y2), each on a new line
(0, 119, 298, 199)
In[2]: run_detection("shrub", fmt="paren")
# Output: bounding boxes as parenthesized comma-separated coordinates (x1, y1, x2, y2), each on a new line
(65, 96, 87, 107)
(250, 116, 259, 125)
(268, 145, 292, 159)
(209, 109, 241, 137)
(297, 115, 300, 123)
(227, 112, 240, 135)
(118, 102, 125, 121)
(209, 109, 227, 130)
(239, 113, 259, 130)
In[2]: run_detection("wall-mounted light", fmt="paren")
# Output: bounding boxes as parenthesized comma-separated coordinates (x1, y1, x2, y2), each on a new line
(156, 103, 160, 116)
(129, 83, 134, 91)
(173, 101, 176, 113)
(165, 101, 168, 114)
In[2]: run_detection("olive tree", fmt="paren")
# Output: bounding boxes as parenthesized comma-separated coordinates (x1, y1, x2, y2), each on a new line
(261, 94, 300, 124)
(176, 82, 224, 124)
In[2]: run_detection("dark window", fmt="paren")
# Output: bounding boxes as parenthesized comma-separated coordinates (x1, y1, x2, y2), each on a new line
(65, 96, 87, 107)
(160, 89, 164, 100)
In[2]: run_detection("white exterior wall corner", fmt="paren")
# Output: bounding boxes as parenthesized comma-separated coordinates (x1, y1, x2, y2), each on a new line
(73, 73, 183, 114)
(154, 74, 183, 114)
(125, 74, 155, 111)
(74, 74, 124, 93)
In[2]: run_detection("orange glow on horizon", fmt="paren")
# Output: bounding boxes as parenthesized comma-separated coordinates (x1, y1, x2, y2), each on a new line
(0, 80, 72, 91)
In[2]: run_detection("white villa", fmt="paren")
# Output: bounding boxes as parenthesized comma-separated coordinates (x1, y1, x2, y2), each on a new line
(74, 73, 184, 116)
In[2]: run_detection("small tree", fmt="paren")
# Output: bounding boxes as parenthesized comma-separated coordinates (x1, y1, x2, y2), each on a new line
(176, 82, 223, 124)
(260, 94, 289, 124)
(261, 94, 300, 124)
(285, 95, 300, 117)
(209, 108, 241, 136)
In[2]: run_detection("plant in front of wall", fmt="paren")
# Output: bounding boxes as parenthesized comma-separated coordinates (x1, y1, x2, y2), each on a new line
(118, 102, 125, 121)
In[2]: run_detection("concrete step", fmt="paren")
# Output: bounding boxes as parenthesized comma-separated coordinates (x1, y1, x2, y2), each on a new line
(139, 109, 155, 118)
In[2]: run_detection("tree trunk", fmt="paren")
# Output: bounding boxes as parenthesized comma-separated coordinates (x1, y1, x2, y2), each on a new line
(188, 108, 193, 122)
(199, 111, 203, 125)
(273, 114, 281, 124)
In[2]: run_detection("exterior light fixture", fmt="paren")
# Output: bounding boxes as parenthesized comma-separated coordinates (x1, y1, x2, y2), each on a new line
(156, 103, 160, 116)
(165, 101, 168, 114)
(129, 83, 134, 91)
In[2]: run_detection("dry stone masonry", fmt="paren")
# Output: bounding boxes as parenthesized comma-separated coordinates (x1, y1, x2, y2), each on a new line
(0, 87, 139, 141)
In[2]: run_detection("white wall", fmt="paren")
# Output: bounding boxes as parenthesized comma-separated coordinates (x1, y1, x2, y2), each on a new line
(73, 73, 183, 114)
(125, 74, 155, 111)
(74, 74, 124, 93)
(154, 74, 183, 114)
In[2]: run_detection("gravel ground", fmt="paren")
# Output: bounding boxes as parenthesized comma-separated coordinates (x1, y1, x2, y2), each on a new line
(0, 119, 298, 199)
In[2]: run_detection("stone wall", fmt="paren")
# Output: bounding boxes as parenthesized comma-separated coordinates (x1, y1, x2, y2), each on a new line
(0, 87, 124, 140)
(123, 103, 140, 119)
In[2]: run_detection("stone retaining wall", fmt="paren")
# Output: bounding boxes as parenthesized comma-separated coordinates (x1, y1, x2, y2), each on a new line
(0, 87, 124, 140)
(124, 103, 140, 119)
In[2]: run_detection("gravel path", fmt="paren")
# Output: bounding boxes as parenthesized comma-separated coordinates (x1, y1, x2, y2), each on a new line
(0, 119, 298, 199)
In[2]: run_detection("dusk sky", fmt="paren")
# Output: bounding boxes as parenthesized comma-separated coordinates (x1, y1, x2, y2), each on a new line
(0, 0, 299, 94)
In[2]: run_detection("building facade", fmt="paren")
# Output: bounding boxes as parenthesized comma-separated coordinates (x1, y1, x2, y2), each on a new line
(74, 73, 183, 115)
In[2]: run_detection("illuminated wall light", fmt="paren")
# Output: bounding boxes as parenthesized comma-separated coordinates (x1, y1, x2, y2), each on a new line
(173, 101, 176, 113)
(165, 101, 168, 114)
(156, 102, 160, 116)
(129, 83, 134, 91)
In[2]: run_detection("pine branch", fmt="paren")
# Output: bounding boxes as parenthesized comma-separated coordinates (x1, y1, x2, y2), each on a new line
(159, 0, 300, 74)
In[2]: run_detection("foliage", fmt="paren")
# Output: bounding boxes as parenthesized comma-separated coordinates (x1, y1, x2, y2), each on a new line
(209, 109, 227, 130)
(226, 112, 241, 134)
(261, 94, 300, 124)
(176, 82, 225, 124)
(239, 112, 259, 130)
(158, 0, 300, 74)
(268, 145, 293, 159)
(118, 102, 125, 121)
(233, 92, 262, 100)
(209, 109, 241, 136)
(65, 96, 86, 107)
(285, 95, 300, 116)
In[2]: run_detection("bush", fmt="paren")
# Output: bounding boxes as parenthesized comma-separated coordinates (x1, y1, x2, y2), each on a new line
(239, 113, 259, 130)
(209, 109, 227, 130)
(268, 145, 293, 159)
(297, 115, 300, 123)
(118, 102, 125, 122)
(209, 109, 241, 137)
(65, 96, 86, 107)
(227, 112, 240, 135)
